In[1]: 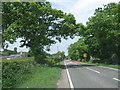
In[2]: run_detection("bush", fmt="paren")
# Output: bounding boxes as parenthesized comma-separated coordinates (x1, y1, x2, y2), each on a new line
(2, 58, 36, 88)
(111, 53, 119, 64)
(82, 59, 85, 62)
(78, 59, 81, 62)
(89, 58, 94, 63)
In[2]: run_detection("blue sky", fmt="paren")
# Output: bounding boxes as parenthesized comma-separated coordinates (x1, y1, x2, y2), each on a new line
(7, 0, 119, 55)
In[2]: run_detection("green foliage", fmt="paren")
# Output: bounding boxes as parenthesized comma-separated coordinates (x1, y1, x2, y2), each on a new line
(85, 2, 120, 64)
(86, 62, 120, 69)
(57, 51, 65, 60)
(2, 57, 36, 88)
(68, 37, 88, 61)
(77, 59, 81, 62)
(81, 59, 85, 62)
(2, 57, 62, 88)
(74, 2, 119, 64)
(2, 49, 18, 56)
(47, 51, 65, 65)
(110, 53, 119, 64)
(2, 2, 77, 63)
(89, 58, 94, 63)
(17, 66, 61, 88)
(14, 47, 17, 53)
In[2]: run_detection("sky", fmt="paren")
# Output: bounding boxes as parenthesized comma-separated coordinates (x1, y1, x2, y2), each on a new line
(7, 0, 119, 55)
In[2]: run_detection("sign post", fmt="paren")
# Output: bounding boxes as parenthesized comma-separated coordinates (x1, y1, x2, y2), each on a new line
(57, 54, 62, 65)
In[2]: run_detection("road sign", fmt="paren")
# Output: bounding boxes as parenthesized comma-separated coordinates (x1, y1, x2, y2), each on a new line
(83, 53, 87, 58)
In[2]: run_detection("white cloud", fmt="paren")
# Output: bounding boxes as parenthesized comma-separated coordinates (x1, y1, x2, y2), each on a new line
(7, 38, 29, 52)
(47, 0, 74, 6)
(70, 0, 119, 14)
(48, 37, 79, 55)
(48, 0, 75, 11)
(49, 0, 119, 24)
(47, 0, 73, 3)
(69, 0, 119, 24)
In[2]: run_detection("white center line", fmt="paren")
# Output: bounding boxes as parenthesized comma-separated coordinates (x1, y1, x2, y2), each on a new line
(86, 67, 100, 74)
(113, 78, 120, 81)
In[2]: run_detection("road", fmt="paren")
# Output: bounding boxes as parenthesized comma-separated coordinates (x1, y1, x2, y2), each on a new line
(64, 60, 119, 88)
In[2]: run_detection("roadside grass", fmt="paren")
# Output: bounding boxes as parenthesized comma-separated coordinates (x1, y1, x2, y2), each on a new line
(55, 61, 64, 65)
(2, 57, 36, 88)
(17, 65, 61, 88)
(71, 59, 120, 69)
(88, 62, 120, 69)
(59, 61, 64, 65)
(2, 57, 63, 88)
(80, 61, 120, 69)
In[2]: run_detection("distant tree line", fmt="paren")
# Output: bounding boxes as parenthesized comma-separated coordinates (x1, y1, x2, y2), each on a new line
(68, 2, 120, 64)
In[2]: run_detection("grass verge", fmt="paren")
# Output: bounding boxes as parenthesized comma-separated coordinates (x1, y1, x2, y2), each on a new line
(17, 65, 61, 88)
(2, 57, 63, 88)
(82, 61, 120, 69)
(71, 59, 120, 69)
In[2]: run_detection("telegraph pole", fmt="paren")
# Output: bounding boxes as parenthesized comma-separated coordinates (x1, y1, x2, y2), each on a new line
(57, 46, 59, 52)
(57, 46, 60, 65)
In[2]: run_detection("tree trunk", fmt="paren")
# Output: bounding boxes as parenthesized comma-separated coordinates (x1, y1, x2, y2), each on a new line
(31, 46, 46, 64)
(34, 55, 43, 64)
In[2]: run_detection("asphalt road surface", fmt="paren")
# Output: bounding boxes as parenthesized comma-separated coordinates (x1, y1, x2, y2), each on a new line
(64, 60, 120, 88)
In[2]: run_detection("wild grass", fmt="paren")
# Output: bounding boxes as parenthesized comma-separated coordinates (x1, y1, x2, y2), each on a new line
(84, 61, 120, 69)
(2, 57, 62, 88)
(72, 59, 120, 69)
(17, 65, 61, 88)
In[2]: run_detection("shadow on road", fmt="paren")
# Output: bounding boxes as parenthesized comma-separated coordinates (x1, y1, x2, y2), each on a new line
(49, 63, 98, 69)
(66, 64, 97, 69)
(49, 64, 66, 69)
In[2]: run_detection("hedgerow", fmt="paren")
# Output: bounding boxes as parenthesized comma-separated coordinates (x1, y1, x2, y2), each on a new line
(2, 57, 36, 88)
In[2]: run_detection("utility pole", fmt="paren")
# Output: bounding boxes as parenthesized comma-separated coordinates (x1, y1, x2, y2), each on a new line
(57, 46, 60, 65)
(57, 46, 59, 52)
(20, 50, 22, 55)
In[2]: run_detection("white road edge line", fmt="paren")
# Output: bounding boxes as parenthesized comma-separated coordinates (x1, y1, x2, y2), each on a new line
(64, 61, 74, 89)
(86, 67, 100, 73)
(113, 78, 120, 81)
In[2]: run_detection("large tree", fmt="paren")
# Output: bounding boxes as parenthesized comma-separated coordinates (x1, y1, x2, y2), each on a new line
(85, 2, 119, 64)
(2, 2, 77, 63)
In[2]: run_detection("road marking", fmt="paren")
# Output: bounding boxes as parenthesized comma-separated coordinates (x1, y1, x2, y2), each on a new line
(86, 67, 100, 73)
(113, 78, 120, 81)
(64, 61, 74, 89)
